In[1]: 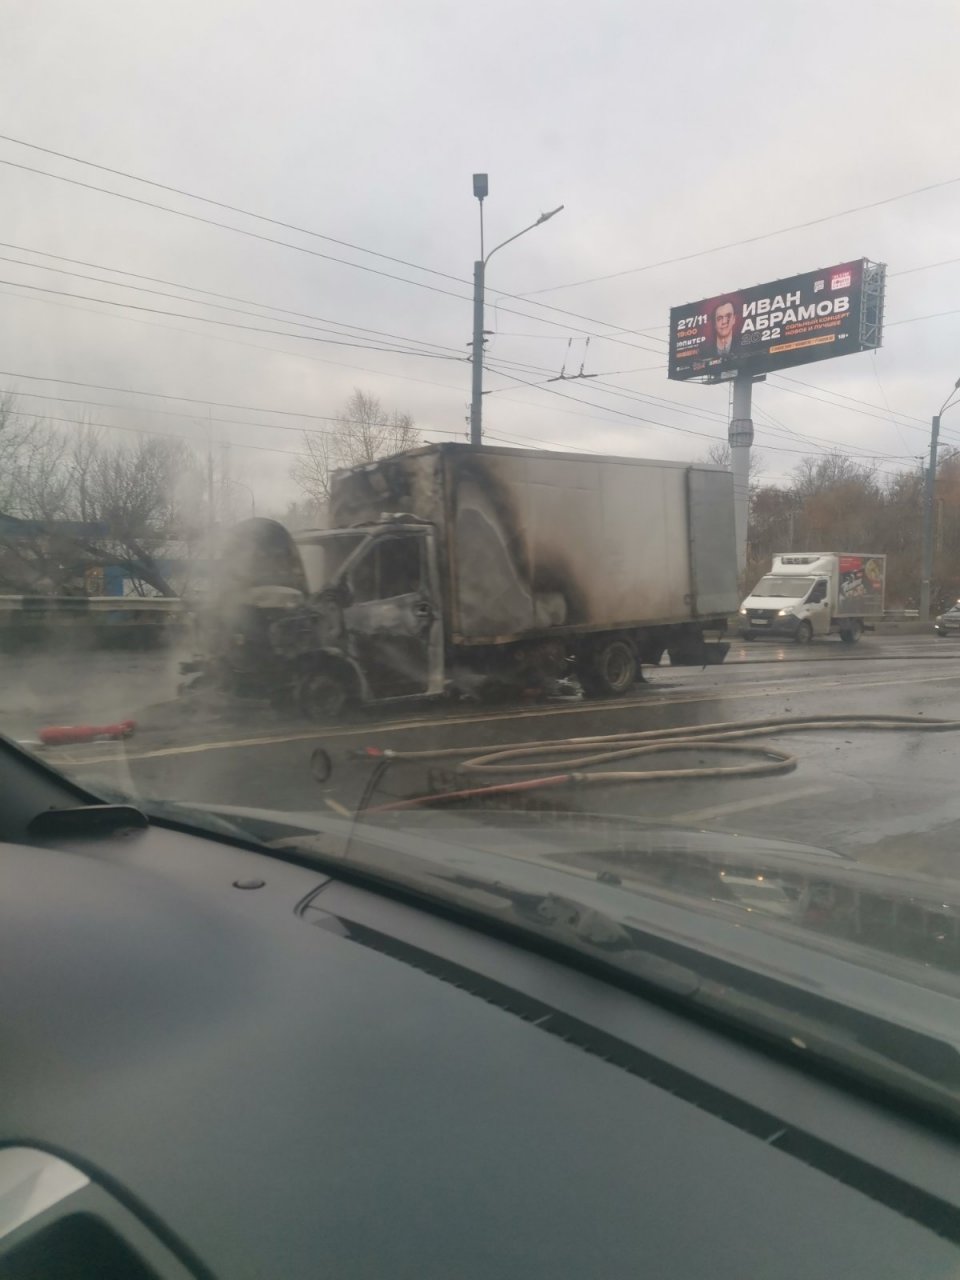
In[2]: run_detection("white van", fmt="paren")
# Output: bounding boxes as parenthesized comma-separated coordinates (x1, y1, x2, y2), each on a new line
(739, 553, 885, 644)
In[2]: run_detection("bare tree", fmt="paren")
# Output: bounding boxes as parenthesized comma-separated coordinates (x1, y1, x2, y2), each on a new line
(703, 440, 764, 484)
(0, 401, 198, 596)
(292, 390, 419, 510)
(291, 427, 338, 509)
(81, 436, 195, 596)
(791, 451, 876, 499)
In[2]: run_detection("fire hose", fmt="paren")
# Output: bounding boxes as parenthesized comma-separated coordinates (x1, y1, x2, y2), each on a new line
(358, 714, 960, 812)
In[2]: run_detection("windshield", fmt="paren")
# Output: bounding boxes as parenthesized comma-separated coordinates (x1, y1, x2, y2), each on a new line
(5, 0, 960, 1122)
(751, 576, 816, 599)
(295, 531, 369, 594)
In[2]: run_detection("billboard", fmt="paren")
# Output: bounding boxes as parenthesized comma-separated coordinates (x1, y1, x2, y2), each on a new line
(668, 259, 885, 382)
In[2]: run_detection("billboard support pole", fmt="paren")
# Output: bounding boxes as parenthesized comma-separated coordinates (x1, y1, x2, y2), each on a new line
(729, 374, 753, 578)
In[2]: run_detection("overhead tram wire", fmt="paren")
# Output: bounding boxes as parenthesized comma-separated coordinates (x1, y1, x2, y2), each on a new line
(0, 363, 894, 465)
(544, 253, 960, 348)
(0, 369, 914, 474)
(10, 132, 956, 362)
(7, 134, 960, 367)
(486, 359, 915, 462)
(0, 266, 566, 385)
(0, 248, 470, 360)
(0, 385, 472, 442)
(520, 172, 960, 295)
(0, 155, 664, 357)
(0, 400, 599, 463)
(0, 131, 469, 285)
(488, 367, 914, 469)
(0, 287, 515, 410)
(0, 135, 679, 353)
(0, 276, 473, 361)
(0, 366, 467, 423)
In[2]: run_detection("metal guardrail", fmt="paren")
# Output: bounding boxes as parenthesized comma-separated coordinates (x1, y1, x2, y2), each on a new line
(0, 595, 186, 646)
(0, 595, 183, 614)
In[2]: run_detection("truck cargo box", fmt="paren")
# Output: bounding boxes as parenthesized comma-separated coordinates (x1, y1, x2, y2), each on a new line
(331, 444, 738, 646)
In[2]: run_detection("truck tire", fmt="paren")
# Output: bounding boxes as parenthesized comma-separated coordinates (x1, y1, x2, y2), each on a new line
(794, 620, 813, 645)
(840, 620, 862, 644)
(580, 638, 638, 698)
(297, 669, 350, 721)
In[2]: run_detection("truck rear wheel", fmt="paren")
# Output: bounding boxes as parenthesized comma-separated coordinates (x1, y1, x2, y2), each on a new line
(580, 638, 638, 697)
(840, 620, 862, 644)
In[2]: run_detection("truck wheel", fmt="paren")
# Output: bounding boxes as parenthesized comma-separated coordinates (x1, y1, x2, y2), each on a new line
(840, 621, 862, 644)
(580, 638, 638, 697)
(297, 670, 349, 721)
(794, 620, 813, 645)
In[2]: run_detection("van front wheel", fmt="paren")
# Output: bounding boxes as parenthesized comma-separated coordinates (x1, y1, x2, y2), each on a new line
(794, 620, 813, 645)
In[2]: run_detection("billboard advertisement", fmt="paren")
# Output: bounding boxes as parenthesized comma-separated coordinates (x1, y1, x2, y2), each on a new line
(668, 259, 885, 382)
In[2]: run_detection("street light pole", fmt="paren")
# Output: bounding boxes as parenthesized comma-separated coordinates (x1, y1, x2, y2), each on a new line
(469, 173, 563, 447)
(920, 376, 960, 621)
(224, 476, 256, 519)
(470, 257, 485, 447)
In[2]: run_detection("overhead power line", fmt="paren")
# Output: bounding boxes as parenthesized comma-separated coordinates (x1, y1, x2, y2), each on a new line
(491, 367, 912, 471)
(0, 132, 466, 286)
(0, 367, 451, 423)
(0, 385, 474, 441)
(8, 132, 960, 364)
(523, 172, 960, 295)
(0, 134, 669, 352)
(770, 373, 929, 427)
(0, 145, 663, 354)
(0, 243, 468, 357)
(0, 275, 466, 361)
(0, 155, 481, 305)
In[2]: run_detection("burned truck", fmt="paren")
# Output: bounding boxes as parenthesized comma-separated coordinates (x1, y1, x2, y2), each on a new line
(189, 444, 738, 717)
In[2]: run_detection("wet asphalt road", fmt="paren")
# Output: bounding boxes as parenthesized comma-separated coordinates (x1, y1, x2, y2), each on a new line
(13, 631, 960, 878)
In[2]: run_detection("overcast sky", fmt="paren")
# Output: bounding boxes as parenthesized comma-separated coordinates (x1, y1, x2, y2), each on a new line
(2, 0, 959, 508)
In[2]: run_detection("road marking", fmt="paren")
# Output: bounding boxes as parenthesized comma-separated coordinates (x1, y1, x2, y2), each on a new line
(662, 784, 836, 825)
(68, 667, 960, 766)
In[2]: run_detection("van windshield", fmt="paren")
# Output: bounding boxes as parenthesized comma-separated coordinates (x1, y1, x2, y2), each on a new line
(295, 532, 368, 594)
(752, 575, 816, 599)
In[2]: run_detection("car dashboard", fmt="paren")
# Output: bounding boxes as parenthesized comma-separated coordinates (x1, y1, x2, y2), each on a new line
(1, 809, 959, 1278)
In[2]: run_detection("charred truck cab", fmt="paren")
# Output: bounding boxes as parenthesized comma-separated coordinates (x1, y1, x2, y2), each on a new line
(188, 445, 738, 717)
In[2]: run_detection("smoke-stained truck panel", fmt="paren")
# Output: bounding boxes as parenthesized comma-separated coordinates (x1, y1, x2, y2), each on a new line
(193, 444, 738, 716)
(330, 444, 739, 646)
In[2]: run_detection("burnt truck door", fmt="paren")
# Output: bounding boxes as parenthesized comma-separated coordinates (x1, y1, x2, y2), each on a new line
(341, 526, 444, 699)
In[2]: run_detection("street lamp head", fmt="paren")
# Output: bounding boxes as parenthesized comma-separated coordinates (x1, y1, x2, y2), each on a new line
(535, 204, 564, 225)
(472, 173, 488, 201)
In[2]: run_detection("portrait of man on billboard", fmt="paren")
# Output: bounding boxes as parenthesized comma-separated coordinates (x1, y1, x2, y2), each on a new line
(702, 297, 741, 358)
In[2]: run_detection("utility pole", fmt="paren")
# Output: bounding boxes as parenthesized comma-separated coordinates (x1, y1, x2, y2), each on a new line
(468, 173, 563, 447)
(206, 420, 216, 533)
(919, 414, 940, 623)
(920, 376, 960, 622)
(729, 373, 754, 578)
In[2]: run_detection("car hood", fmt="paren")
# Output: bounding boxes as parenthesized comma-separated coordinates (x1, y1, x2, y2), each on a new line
(743, 595, 806, 609)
